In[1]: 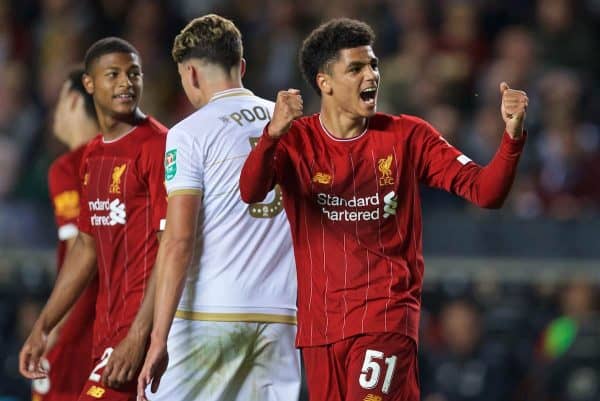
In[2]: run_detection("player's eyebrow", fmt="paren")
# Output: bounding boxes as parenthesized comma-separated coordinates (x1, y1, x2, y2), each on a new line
(346, 57, 378, 71)
(103, 64, 141, 72)
(346, 61, 366, 71)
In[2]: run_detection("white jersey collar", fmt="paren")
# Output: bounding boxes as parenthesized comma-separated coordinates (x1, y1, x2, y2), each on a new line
(209, 88, 254, 103)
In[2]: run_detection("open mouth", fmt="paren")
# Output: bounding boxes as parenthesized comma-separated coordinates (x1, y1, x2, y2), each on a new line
(114, 93, 135, 102)
(359, 87, 377, 105)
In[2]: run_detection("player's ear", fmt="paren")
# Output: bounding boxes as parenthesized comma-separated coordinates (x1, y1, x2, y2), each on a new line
(190, 65, 201, 90)
(240, 58, 246, 79)
(316, 72, 332, 96)
(82, 73, 94, 95)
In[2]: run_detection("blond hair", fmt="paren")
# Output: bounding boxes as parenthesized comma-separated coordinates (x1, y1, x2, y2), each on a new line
(172, 14, 243, 70)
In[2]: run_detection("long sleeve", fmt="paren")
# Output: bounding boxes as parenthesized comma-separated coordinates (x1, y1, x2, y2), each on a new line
(451, 132, 526, 208)
(239, 125, 281, 203)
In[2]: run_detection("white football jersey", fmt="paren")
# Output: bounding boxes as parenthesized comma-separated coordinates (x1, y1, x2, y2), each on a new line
(164, 88, 296, 322)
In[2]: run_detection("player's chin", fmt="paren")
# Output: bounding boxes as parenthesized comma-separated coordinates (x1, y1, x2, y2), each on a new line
(111, 103, 138, 116)
(358, 103, 377, 117)
(357, 97, 377, 115)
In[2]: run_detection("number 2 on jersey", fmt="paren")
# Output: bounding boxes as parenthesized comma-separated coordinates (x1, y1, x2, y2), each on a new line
(247, 137, 284, 218)
(359, 349, 397, 394)
(89, 347, 114, 382)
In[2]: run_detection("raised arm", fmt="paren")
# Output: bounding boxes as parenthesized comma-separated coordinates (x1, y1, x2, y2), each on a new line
(417, 82, 528, 209)
(239, 89, 303, 203)
(452, 82, 528, 208)
(19, 232, 97, 379)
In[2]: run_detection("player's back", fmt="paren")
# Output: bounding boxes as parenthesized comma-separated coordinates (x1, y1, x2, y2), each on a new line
(166, 88, 296, 321)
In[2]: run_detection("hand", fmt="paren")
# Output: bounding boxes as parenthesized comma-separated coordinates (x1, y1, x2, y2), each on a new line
(101, 333, 147, 389)
(19, 325, 49, 379)
(267, 89, 303, 139)
(500, 81, 528, 139)
(137, 341, 169, 401)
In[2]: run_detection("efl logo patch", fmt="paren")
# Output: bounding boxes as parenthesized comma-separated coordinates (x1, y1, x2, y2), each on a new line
(312, 172, 331, 185)
(86, 385, 105, 398)
(165, 149, 177, 181)
(54, 190, 80, 219)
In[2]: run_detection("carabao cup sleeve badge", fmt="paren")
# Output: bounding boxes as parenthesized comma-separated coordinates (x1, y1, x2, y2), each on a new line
(165, 149, 177, 181)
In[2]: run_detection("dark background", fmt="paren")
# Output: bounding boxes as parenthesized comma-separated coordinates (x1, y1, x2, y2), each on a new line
(0, 0, 599, 400)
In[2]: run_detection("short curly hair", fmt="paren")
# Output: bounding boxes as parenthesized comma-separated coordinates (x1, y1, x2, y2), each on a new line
(299, 18, 375, 95)
(84, 37, 139, 73)
(172, 14, 243, 71)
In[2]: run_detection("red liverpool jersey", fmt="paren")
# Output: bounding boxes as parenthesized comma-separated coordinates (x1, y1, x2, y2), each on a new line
(41, 145, 97, 399)
(240, 113, 525, 347)
(49, 145, 86, 267)
(78, 117, 167, 358)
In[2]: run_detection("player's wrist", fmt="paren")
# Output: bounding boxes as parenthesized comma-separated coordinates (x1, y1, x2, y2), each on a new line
(32, 319, 50, 339)
(149, 331, 168, 347)
(505, 125, 524, 140)
(267, 123, 285, 139)
(127, 322, 152, 341)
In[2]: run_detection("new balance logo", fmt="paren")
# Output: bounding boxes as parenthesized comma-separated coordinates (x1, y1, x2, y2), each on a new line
(89, 198, 127, 226)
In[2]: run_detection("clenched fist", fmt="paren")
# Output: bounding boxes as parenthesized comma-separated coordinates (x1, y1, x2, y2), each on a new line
(268, 89, 303, 139)
(500, 81, 528, 139)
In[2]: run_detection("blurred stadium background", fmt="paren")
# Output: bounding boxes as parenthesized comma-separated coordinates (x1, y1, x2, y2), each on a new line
(1, 0, 599, 400)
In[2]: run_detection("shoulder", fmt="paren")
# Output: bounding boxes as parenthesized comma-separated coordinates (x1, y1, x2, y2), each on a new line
(137, 117, 168, 152)
(145, 116, 169, 135)
(252, 96, 275, 109)
(369, 113, 429, 131)
(49, 152, 72, 182)
(287, 114, 320, 137)
(50, 142, 92, 179)
(49, 147, 86, 194)
(81, 134, 103, 157)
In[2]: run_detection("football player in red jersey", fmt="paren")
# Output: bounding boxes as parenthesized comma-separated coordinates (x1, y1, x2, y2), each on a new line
(19, 38, 168, 401)
(240, 18, 528, 401)
(31, 69, 98, 401)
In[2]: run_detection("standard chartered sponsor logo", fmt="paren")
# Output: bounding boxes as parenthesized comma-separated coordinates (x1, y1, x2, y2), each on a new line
(317, 191, 398, 222)
(89, 198, 126, 226)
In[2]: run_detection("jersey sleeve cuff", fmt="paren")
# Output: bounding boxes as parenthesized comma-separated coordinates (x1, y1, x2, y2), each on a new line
(501, 130, 527, 157)
(258, 123, 281, 148)
(58, 223, 79, 240)
(167, 188, 203, 197)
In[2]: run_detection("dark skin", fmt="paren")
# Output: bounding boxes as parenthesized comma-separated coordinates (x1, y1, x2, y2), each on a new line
(19, 51, 160, 389)
(82, 52, 146, 141)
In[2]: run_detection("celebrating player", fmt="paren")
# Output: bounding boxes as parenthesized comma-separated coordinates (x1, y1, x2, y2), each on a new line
(240, 18, 528, 401)
(137, 14, 300, 401)
(31, 69, 99, 401)
(19, 37, 168, 401)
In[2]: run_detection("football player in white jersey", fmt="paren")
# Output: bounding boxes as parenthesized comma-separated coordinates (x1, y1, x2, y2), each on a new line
(137, 14, 300, 401)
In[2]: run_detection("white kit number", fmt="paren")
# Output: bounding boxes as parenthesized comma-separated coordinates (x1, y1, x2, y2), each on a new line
(358, 349, 397, 394)
(89, 347, 114, 382)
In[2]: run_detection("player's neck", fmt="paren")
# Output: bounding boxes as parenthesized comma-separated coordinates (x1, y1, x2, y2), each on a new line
(99, 109, 146, 141)
(320, 107, 367, 139)
(203, 79, 244, 103)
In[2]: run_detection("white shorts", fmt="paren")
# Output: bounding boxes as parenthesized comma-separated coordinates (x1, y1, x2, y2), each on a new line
(147, 318, 301, 401)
